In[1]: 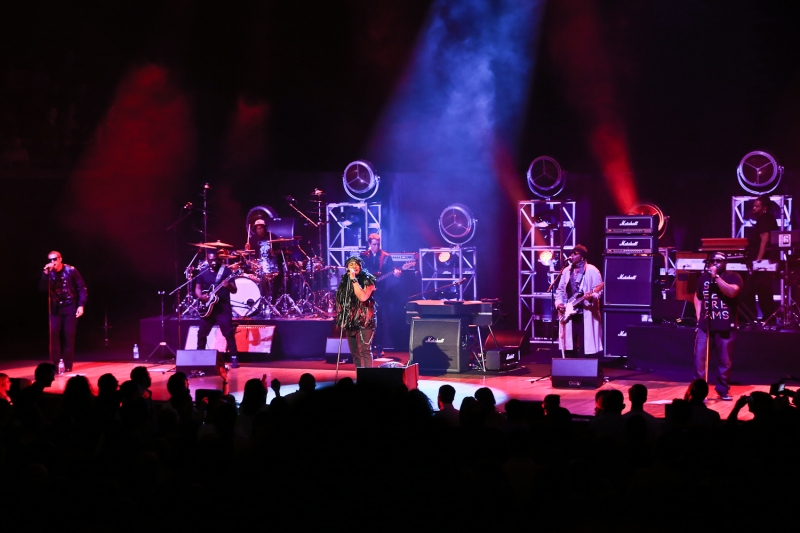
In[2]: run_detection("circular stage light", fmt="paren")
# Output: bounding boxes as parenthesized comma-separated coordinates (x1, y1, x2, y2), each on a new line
(527, 155, 565, 199)
(343, 160, 380, 200)
(438, 203, 477, 245)
(737, 151, 783, 194)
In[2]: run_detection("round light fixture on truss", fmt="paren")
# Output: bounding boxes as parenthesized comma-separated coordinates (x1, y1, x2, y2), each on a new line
(737, 151, 783, 195)
(527, 155, 565, 198)
(439, 203, 477, 245)
(343, 160, 380, 200)
(630, 202, 668, 239)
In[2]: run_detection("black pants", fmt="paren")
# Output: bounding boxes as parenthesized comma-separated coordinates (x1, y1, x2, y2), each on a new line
(742, 271, 776, 320)
(197, 303, 238, 356)
(49, 303, 78, 367)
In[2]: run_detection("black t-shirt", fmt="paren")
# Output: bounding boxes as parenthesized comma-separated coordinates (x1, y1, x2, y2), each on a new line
(696, 271, 743, 332)
(196, 266, 235, 304)
(746, 211, 779, 261)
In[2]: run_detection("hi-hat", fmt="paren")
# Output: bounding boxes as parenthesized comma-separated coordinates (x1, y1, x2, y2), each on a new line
(188, 242, 217, 249)
(203, 240, 234, 248)
(235, 250, 256, 255)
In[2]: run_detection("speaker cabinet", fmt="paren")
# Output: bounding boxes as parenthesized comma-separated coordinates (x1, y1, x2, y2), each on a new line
(356, 363, 419, 390)
(176, 349, 221, 375)
(603, 308, 652, 358)
(603, 256, 656, 307)
(409, 318, 468, 373)
(551, 358, 603, 389)
(324, 337, 352, 364)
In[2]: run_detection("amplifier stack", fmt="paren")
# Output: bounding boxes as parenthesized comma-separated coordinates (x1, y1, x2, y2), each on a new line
(603, 215, 658, 357)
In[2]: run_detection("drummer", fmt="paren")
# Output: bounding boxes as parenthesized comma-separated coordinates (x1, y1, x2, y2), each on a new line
(245, 219, 271, 260)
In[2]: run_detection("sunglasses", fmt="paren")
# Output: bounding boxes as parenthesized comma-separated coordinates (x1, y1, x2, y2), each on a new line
(48, 257, 58, 262)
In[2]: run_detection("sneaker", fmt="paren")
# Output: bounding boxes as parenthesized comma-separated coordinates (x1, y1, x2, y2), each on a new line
(718, 392, 733, 401)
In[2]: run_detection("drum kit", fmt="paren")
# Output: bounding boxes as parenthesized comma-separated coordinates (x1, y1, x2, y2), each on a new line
(176, 192, 344, 319)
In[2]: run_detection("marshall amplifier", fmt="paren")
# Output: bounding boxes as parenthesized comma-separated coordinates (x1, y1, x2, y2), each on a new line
(409, 318, 468, 373)
(603, 256, 656, 307)
(485, 348, 520, 371)
(605, 215, 657, 234)
(604, 235, 658, 255)
(603, 308, 652, 358)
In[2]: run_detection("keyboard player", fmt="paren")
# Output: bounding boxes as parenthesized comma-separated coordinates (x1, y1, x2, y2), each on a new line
(742, 195, 778, 321)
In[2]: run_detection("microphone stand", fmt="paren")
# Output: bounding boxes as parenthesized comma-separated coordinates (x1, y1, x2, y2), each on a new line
(548, 261, 570, 359)
(406, 278, 467, 300)
(334, 273, 354, 383)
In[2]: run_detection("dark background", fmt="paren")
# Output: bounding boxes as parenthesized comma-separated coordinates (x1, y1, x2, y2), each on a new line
(2, 0, 800, 357)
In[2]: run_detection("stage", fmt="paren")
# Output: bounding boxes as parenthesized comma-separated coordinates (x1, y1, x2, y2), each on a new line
(139, 315, 336, 360)
(0, 349, 767, 420)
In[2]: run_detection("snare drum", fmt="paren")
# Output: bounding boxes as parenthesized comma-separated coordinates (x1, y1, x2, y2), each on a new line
(230, 275, 263, 317)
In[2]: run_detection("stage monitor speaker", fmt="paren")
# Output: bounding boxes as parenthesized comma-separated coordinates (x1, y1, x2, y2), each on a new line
(176, 349, 221, 376)
(603, 308, 652, 358)
(485, 348, 520, 371)
(324, 337, 352, 364)
(356, 363, 419, 391)
(551, 358, 603, 389)
(409, 318, 468, 373)
(603, 256, 656, 307)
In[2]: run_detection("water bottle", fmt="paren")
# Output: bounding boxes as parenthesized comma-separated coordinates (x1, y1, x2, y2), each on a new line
(133, 344, 139, 360)
(57, 359, 65, 375)
(231, 354, 239, 369)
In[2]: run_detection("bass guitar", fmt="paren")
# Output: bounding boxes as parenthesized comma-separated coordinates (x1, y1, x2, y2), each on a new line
(375, 261, 416, 283)
(197, 269, 242, 318)
(559, 282, 604, 324)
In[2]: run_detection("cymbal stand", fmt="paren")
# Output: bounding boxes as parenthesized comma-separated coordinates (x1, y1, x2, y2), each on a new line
(763, 256, 800, 327)
(273, 248, 303, 315)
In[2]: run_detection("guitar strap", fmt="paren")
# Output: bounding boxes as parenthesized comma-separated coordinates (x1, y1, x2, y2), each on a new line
(214, 266, 225, 285)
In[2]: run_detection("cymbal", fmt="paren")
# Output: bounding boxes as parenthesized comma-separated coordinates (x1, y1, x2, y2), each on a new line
(188, 242, 217, 249)
(267, 237, 299, 243)
(235, 249, 256, 255)
(203, 240, 234, 248)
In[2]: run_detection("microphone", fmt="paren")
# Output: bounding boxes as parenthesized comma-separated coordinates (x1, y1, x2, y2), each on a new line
(285, 195, 297, 203)
(183, 202, 193, 209)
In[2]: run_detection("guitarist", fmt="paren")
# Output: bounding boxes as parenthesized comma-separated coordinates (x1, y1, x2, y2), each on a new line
(194, 250, 239, 360)
(360, 233, 401, 356)
(555, 244, 604, 357)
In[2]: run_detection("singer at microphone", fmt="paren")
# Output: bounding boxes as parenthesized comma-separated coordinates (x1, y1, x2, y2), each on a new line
(335, 256, 377, 368)
(39, 251, 88, 373)
(692, 251, 742, 401)
(554, 244, 603, 358)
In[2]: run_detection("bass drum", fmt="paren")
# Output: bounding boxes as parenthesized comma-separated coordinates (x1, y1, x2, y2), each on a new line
(230, 275, 262, 317)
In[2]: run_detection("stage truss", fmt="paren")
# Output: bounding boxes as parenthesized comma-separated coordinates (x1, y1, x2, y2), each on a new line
(518, 200, 576, 342)
(326, 202, 381, 267)
(419, 247, 477, 301)
(731, 195, 792, 238)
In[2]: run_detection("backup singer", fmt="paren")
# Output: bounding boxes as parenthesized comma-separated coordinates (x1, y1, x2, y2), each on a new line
(555, 245, 603, 357)
(694, 252, 742, 401)
(195, 250, 239, 360)
(39, 251, 88, 372)
(335, 256, 376, 368)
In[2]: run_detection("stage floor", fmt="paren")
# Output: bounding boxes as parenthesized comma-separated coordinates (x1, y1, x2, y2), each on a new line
(0, 351, 761, 420)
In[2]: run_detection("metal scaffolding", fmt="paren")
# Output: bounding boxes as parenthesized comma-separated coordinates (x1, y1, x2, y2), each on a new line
(518, 200, 576, 342)
(326, 202, 381, 267)
(418, 247, 477, 301)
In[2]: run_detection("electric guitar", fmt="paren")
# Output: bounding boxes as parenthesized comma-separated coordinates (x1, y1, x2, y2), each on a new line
(375, 261, 416, 283)
(559, 282, 604, 324)
(197, 269, 242, 318)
